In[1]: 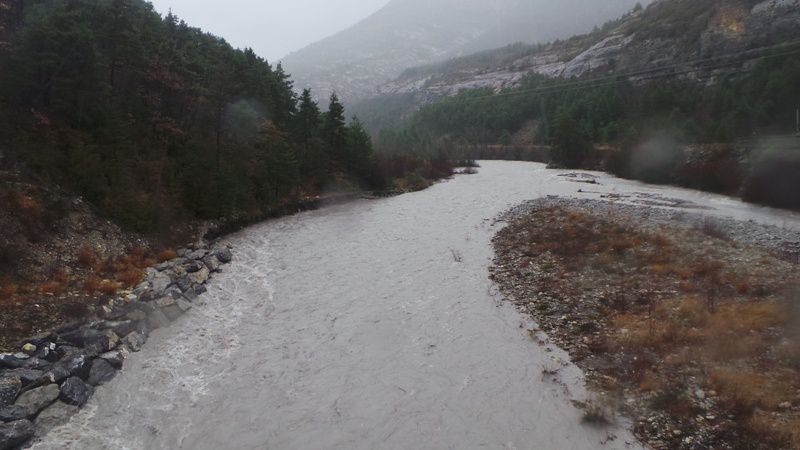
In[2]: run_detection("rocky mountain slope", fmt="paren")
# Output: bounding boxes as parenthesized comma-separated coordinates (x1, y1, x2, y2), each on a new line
(377, 0, 800, 102)
(280, 0, 649, 103)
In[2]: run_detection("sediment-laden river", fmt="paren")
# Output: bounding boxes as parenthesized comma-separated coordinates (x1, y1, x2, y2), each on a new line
(34, 161, 800, 450)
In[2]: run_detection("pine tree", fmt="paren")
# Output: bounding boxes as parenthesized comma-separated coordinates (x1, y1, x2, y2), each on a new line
(323, 93, 348, 168)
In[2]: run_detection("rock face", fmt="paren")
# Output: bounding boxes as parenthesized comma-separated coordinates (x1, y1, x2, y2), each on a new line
(0, 241, 233, 448)
(0, 420, 34, 450)
(374, 0, 800, 114)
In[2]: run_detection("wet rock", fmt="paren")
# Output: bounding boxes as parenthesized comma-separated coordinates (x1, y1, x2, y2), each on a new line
(0, 419, 34, 449)
(182, 288, 198, 302)
(158, 297, 191, 322)
(123, 332, 146, 353)
(202, 255, 220, 272)
(174, 276, 192, 293)
(3, 369, 43, 387)
(34, 402, 78, 438)
(0, 377, 21, 407)
(87, 359, 116, 386)
(0, 355, 25, 370)
(14, 384, 59, 416)
(0, 406, 28, 423)
(150, 272, 171, 294)
(59, 378, 93, 406)
(21, 358, 50, 371)
(216, 248, 232, 264)
(125, 309, 147, 322)
(189, 267, 209, 285)
(40, 364, 71, 384)
(55, 353, 92, 380)
(34, 343, 59, 363)
(147, 308, 170, 329)
(187, 249, 208, 260)
(102, 320, 138, 339)
(58, 328, 119, 353)
(184, 261, 203, 274)
(194, 284, 207, 295)
(99, 347, 129, 369)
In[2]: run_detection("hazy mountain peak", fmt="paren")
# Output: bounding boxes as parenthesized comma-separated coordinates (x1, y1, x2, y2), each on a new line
(281, 0, 650, 103)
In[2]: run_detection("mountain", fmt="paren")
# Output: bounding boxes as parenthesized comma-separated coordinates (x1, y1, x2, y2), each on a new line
(355, 0, 800, 133)
(380, 0, 800, 99)
(280, 0, 650, 103)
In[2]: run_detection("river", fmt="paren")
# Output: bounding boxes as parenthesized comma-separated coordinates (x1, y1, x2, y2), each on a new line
(34, 161, 800, 450)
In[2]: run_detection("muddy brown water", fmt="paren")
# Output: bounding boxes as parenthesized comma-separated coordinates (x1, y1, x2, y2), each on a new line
(34, 161, 800, 449)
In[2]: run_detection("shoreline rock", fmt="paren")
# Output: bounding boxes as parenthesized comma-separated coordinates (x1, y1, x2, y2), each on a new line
(0, 241, 234, 449)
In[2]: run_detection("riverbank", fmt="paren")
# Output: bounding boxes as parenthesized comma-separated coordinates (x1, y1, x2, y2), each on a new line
(0, 242, 232, 449)
(491, 197, 800, 449)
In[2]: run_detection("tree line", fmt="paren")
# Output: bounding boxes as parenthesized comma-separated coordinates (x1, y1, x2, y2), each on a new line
(0, 0, 444, 235)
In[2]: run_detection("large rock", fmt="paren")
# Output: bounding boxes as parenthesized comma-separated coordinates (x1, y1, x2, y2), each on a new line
(202, 255, 220, 272)
(0, 378, 21, 407)
(187, 249, 208, 260)
(58, 328, 119, 353)
(150, 272, 171, 294)
(157, 297, 192, 322)
(123, 332, 146, 352)
(87, 360, 116, 386)
(0, 419, 34, 449)
(0, 355, 25, 370)
(216, 248, 233, 264)
(188, 267, 209, 285)
(55, 353, 92, 380)
(59, 378, 93, 407)
(3, 369, 43, 387)
(0, 406, 28, 423)
(14, 384, 59, 416)
(21, 357, 50, 370)
(174, 276, 192, 293)
(184, 261, 203, 274)
(147, 309, 170, 329)
(34, 402, 78, 438)
(99, 347, 129, 369)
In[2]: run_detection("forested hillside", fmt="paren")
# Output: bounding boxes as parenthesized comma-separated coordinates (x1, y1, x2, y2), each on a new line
(0, 0, 424, 236)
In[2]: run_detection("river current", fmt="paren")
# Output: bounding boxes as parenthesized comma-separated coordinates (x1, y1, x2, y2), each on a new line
(34, 161, 800, 450)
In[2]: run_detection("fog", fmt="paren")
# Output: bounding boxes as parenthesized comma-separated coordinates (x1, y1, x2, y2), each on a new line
(146, 0, 389, 61)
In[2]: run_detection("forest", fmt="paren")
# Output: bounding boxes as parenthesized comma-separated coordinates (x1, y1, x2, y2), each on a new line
(0, 0, 446, 236)
(379, 47, 800, 208)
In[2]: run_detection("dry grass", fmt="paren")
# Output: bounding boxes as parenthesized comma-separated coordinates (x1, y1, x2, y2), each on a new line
(493, 204, 800, 447)
(157, 249, 177, 263)
(76, 245, 96, 268)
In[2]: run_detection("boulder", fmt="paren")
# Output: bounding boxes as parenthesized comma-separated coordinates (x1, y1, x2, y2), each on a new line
(150, 272, 171, 294)
(14, 384, 59, 416)
(0, 419, 34, 449)
(0, 406, 28, 423)
(34, 402, 78, 438)
(123, 332, 146, 353)
(99, 347, 129, 369)
(0, 377, 21, 407)
(147, 309, 170, 329)
(21, 358, 50, 371)
(34, 343, 59, 363)
(3, 369, 43, 387)
(58, 328, 119, 353)
(40, 364, 71, 384)
(174, 276, 192, 293)
(216, 248, 233, 264)
(87, 360, 116, 386)
(182, 288, 198, 302)
(102, 320, 138, 339)
(184, 261, 203, 274)
(187, 249, 208, 260)
(59, 378, 93, 407)
(158, 297, 192, 322)
(194, 284, 207, 295)
(189, 267, 209, 285)
(0, 355, 24, 370)
(202, 255, 220, 272)
(55, 353, 92, 380)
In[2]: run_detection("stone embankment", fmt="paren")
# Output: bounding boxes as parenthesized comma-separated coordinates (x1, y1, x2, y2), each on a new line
(0, 243, 233, 449)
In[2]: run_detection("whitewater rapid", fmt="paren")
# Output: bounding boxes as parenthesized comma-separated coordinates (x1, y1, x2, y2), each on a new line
(34, 161, 800, 450)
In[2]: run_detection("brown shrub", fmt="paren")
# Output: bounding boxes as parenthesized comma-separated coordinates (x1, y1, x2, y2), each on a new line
(709, 370, 782, 414)
(76, 245, 97, 268)
(83, 275, 102, 294)
(40, 281, 65, 295)
(0, 283, 18, 299)
(157, 249, 177, 263)
(99, 280, 119, 296)
(116, 269, 144, 288)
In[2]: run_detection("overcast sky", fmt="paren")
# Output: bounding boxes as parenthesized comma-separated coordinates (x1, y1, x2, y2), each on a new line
(147, 0, 390, 62)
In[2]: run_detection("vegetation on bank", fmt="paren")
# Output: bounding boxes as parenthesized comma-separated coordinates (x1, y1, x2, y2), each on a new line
(378, 47, 800, 209)
(492, 203, 800, 449)
(0, 0, 449, 239)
